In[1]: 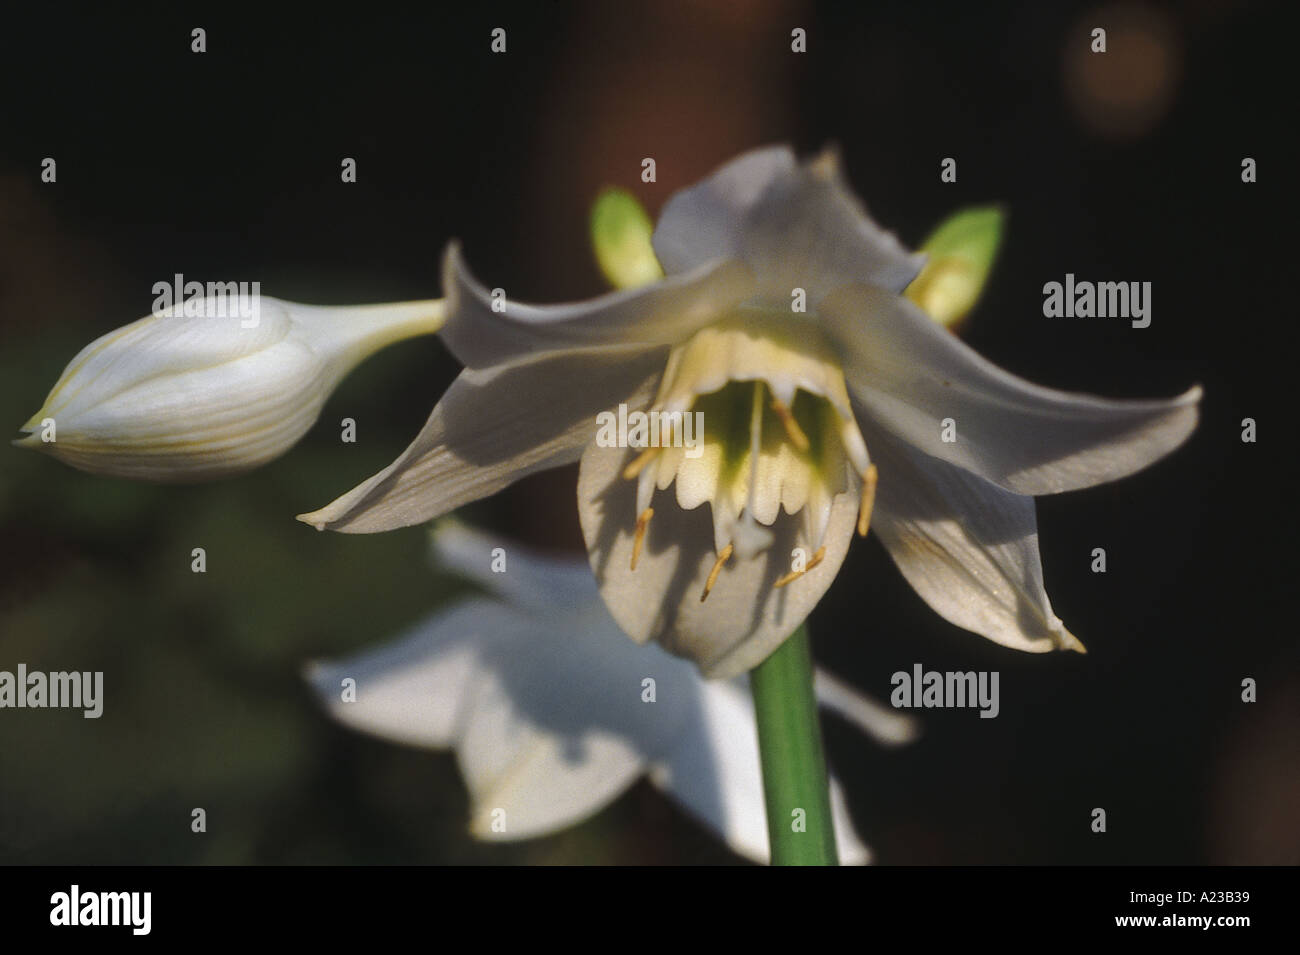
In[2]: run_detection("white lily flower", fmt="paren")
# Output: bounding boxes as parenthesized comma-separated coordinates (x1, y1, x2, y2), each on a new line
(307, 521, 916, 864)
(299, 145, 1201, 678)
(16, 296, 443, 481)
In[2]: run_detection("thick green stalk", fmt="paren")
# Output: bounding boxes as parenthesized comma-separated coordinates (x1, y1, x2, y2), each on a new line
(749, 624, 838, 865)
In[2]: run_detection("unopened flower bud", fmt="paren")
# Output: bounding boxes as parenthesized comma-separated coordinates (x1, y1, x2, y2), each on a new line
(15, 296, 443, 481)
(905, 205, 1005, 330)
(590, 187, 664, 290)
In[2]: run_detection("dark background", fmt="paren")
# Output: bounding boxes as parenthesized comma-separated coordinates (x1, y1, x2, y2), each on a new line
(0, 0, 1293, 864)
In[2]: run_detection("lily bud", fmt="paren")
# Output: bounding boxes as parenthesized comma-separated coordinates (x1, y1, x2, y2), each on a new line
(904, 205, 1005, 330)
(590, 187, 664, 289)
(15, 296, 444, 482)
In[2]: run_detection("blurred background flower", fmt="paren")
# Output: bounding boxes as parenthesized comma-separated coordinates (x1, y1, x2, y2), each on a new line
(307, 521, 918, 864)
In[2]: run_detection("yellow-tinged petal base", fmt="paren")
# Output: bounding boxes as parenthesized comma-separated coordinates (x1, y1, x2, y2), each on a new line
(622, 310, 875, 600)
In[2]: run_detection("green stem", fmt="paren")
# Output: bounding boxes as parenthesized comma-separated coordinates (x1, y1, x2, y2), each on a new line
(750, 624, 837, 865)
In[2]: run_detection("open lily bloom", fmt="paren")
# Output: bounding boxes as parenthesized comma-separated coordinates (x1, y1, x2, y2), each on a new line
(307, 522, 915, 864)
(300, 145, 1201, 678)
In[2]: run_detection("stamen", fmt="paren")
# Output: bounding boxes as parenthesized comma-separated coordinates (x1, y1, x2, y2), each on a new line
(775, 545, 826, 588)
(770, 398, 810, 452)
(857, 464, 878, 537)
(700, 543, 734, 602)
(622, 447, 661, 480)
(630, 507, 654, 570)
(741, 380, 765, 522)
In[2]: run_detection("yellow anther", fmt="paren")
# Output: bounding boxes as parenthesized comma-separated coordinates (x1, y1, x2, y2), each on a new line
(774, 546, 826, 588)
(630, 507, 654, 570)
(622, 447, 661, 480)
(770, 398, 810, 452)
(857, 464, 878, 537)
(700, 543, 734, 602)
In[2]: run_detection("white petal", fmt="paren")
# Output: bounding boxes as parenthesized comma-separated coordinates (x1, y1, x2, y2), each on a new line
(305, 599, 518, 748)
(652, 145, 924, 304)
(309, 593, 700, 841)
(652, 147, 798, 276)
(822, 284, 1201, 495)
(814, 668, 921, 747)
(577, 439, 860, 679)
(461, 623, 714, 840)
(456, 678, 650, 841)
(649, 674, 871, 865)
(298, 345, 664, 533)
(429, 520, 600, 613)
(826, 777, 871, 865)
(439, 242, 754, 369)
(866, 426, 1086, 654)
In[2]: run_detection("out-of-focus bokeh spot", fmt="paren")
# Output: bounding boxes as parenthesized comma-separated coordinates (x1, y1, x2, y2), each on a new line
(1064, 4, 1183, 140)
(1209, 666, 1300, 865)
